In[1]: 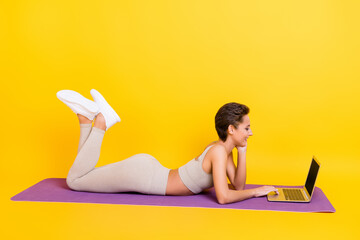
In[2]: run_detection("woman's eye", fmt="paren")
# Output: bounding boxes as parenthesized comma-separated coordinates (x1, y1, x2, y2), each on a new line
(245, 128, 249, 131)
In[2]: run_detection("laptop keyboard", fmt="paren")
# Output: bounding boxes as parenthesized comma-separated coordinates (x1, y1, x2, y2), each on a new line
(283, 189, 305, 201)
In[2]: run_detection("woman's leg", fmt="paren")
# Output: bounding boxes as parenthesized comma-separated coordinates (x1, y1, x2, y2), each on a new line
(66, 114, 106, 188)
(78, 123, 92, 153)
(77, 114, 93, 153)
(66, 114, 170, 195)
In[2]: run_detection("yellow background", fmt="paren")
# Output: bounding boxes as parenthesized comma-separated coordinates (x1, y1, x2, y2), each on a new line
(2, 0, 359, 239)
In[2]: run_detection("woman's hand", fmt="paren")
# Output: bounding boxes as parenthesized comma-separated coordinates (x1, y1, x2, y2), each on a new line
(236, 143, 247, 153)
(253, 186, 279, 197)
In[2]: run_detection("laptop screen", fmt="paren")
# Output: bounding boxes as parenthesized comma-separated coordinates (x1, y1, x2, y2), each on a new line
(305, 158, 320, 197)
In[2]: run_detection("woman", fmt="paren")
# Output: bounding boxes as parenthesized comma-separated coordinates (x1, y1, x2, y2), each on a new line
(57, 89, 278, 204)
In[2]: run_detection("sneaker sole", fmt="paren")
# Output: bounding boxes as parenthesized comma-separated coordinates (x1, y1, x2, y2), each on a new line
(90, 89, 121, 124)
(57, 90, 99, 114)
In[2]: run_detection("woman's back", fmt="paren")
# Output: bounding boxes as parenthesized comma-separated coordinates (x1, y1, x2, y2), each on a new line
(177, 144, 216, 194)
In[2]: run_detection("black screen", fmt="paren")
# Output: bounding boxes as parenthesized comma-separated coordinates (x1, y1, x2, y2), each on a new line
(305, 158, 320, 197)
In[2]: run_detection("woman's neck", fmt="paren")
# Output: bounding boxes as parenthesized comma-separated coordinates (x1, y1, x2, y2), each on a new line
(217, 139, 235, 156)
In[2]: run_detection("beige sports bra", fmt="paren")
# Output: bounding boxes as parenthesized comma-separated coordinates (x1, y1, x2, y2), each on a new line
(178, 145, 214, 194)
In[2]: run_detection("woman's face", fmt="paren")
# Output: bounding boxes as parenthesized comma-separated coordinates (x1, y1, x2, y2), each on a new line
(229, 114, 253, 147)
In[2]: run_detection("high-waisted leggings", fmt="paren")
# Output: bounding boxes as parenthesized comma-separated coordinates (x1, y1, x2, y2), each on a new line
(66, 124, 171, 195)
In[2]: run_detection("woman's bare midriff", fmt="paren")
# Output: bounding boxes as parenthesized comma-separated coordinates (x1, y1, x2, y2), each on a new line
(165, 168, 194, 196)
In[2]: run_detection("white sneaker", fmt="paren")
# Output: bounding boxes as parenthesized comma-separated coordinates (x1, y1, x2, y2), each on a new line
(90, 89, 121, 130)
(56, 90, 99, 120)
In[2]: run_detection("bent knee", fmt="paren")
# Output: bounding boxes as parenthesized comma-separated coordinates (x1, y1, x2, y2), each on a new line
(66, 177, 81, 191)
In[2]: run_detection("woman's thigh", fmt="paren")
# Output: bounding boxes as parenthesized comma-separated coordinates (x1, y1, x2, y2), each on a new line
(67, 154, 167, 194)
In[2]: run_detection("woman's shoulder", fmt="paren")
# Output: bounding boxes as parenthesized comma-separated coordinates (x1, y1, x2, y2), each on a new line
(195, 141, 225, 161)
(205, 142, 227, 159)
(204, 140, 221, 149)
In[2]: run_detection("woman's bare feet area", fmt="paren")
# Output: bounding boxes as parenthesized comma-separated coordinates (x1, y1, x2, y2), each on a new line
(77, 113, 106, 131)
(93, 113, 106, 131)
(77, 114, 92, 124)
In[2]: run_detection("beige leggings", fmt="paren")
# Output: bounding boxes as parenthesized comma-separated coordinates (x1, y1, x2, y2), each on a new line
(66, 124, 171, 195)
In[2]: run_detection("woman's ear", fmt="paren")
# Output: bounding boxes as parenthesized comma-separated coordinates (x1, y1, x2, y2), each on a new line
(228, 125, 234, 135)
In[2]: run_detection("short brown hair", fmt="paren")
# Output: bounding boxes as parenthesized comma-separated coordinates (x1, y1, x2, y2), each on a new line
(215, 102, 250, 142)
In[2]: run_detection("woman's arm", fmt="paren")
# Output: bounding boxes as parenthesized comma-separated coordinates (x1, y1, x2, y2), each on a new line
(225, 145, 247, 190)
(212, 145, 278, 204)
(222, 186, 278, 204)
(212, 146, 232, 204)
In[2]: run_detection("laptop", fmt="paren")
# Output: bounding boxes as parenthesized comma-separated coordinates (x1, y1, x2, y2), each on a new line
(267, 156, 321, 203)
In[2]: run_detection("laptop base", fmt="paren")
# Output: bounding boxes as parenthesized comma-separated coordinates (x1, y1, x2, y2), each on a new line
(267, 187, 310, 203)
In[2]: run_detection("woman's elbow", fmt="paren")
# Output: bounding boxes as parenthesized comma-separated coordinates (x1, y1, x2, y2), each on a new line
(217, 193, 228, 205)
(232, 182, 245, 191)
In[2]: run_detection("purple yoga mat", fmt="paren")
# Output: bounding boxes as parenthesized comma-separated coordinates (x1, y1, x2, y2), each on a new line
(11, 178, 335, 213)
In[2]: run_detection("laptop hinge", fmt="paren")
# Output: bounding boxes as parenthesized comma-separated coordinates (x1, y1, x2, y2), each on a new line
(303, 187, 310, 200)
